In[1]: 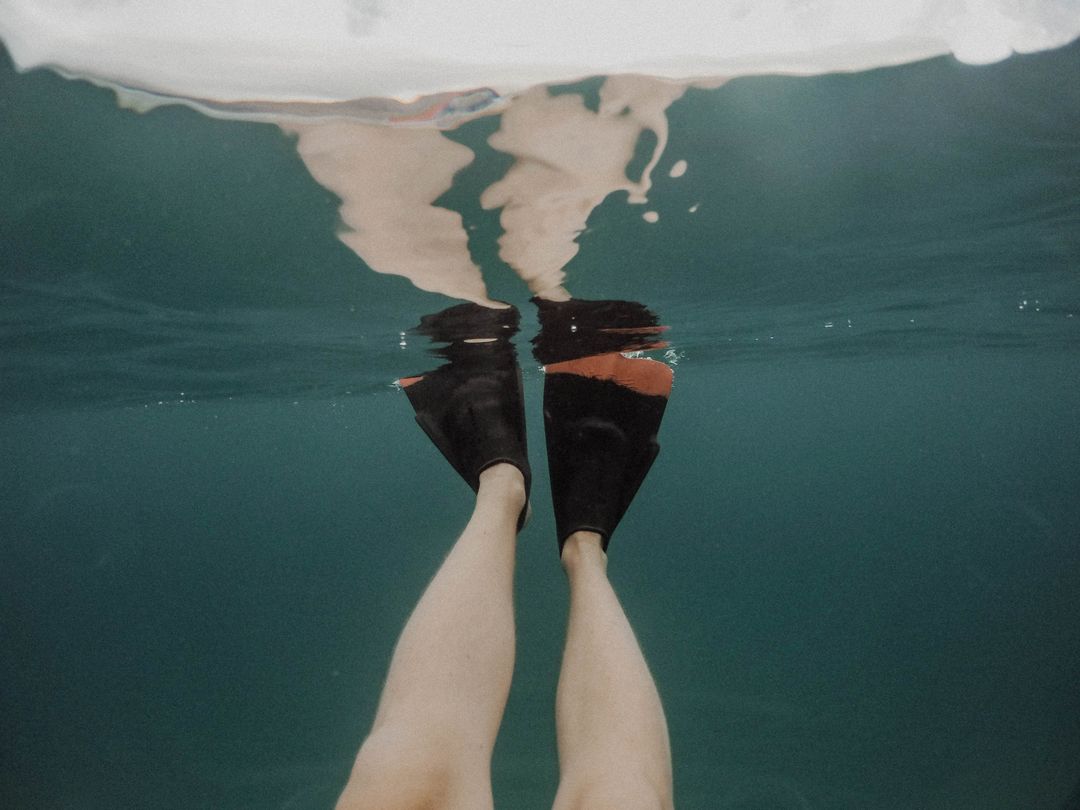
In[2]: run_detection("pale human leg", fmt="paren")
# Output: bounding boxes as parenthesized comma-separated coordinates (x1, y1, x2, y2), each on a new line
(551, 531, 674, 810)
(335, 464, 525, 810)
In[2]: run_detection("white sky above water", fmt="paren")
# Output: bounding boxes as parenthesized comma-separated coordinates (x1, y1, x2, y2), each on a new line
(3, 0, 1077, 303)
(2, 0, 1079, 100)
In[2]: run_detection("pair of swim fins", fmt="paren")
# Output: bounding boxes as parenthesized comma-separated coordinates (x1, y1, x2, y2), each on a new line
(399, 299, 672, 554)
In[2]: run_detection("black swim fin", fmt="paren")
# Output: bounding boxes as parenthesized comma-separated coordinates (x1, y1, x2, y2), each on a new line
(533, 297, 672, 555)
(543, 360, 670, 553)
(399, 303, 531, 530)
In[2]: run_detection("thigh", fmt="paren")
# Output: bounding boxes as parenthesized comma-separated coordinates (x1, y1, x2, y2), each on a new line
(336, 733, 494, 810)
(551, 776, 671, 810)
(337, 770, 495, 810)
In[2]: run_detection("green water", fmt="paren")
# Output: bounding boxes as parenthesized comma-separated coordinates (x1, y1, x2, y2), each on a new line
(2, 41, 1079, 809)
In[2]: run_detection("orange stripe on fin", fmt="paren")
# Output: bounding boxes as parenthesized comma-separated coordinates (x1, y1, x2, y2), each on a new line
(545, 352, 673, 398)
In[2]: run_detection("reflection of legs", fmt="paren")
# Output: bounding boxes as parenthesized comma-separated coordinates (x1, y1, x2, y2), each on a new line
(336, 464, 525, 810)
(552, 531, 674, 810)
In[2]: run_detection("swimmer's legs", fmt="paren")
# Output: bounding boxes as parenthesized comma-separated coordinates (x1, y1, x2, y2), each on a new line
(335, 464, 525, 810)
(551, 531, 674, 810)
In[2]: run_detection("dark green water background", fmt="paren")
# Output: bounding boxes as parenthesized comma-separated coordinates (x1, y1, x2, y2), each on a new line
(2, 40, 1079, 809)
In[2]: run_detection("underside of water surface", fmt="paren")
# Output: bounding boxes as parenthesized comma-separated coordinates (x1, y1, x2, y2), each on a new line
(2, 14, 1080, 810)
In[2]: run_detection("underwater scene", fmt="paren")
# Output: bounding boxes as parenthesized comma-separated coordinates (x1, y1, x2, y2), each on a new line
(2, 7, 1080, 809)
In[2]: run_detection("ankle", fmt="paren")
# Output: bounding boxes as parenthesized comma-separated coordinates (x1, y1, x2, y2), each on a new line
(478, 463, 527, 509)
(560, 531, 607, 573)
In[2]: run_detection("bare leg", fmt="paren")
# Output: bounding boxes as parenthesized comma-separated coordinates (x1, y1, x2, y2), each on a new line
(336, 464, 525, 810)
(552, 531, 674, 810)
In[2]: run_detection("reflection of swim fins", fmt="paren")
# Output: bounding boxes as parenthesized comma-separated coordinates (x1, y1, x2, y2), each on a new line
(399, 303, 531, 530)
(543, 352, 672, 554)
(531, 296, 666, 364)
(413, 300, 520, 346)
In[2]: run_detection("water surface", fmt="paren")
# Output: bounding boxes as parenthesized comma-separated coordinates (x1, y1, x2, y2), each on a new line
(2, 41, 1080, 809)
